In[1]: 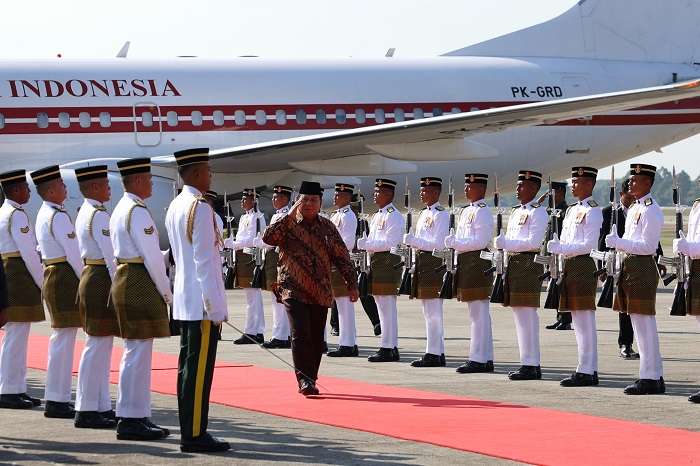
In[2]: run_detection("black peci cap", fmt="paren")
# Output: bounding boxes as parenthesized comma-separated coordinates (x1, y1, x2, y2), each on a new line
(75, 165, 108, 182)
(173, 148, 209, 168)
(0, 169, 27, 188)
(517, 170, 542, 185)
(420, 177, 442, 187)
(117, 158, 151, 177)
(30, 165, 62, 185)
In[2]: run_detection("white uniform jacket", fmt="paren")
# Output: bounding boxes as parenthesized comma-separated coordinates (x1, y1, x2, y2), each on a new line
(453, 200, 493, 252)
(363, 203, 405, 253)
(0, 199, 44, 287)
(36, 201, 83, 278)
(503, 200, 548, 253)
(616, 194, 663, 255)
(556, 197, 604, 257)
(76, 198, 116, 278)
(330, 206, 358, 251)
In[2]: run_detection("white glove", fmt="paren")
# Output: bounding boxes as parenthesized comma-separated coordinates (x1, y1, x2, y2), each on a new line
(443, 228, 456, 249)
(224, 235, 240, 250)
(547, 233, 561, 254)
(403, 228, 415, 246)
(357, 231, 368, 250)
(673, 230, 690, 255)
(494, 229, 506, 249)
(605, 224, 619, 249)
(252, 232, 264, 248)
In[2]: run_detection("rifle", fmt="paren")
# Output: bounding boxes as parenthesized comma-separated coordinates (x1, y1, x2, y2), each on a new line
(480, 173, 505, 303)
(243, 187, 264, 288)
(534, 176, 563, 309)
(433, 176, 456, 299)
(589, 166, 618, 308)
(657, 166, 688, 316)
(350, 189, 370, 297)
(223, 192, 236, 289)
(391, 177, 415, 295)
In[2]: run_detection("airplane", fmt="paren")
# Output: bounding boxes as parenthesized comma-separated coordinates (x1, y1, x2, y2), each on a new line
(2, 0, 700, 248)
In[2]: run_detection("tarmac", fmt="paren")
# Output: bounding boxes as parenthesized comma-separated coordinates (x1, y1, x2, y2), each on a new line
(1, 288, 699, 465)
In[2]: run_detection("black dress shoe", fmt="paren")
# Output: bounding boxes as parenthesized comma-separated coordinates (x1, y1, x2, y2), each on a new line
(323, 341, 328, 353)
(262, 338, 291, 349)
(0, 394, 33, 409)
(373, 324, 382, 336)
(181, 432, 231, 453)
(326, 345, 359, 357)
(410, 353, 446, 367)
(44, 400, 76, 418)
(620, 345, 640, 359)
(556, 323, 572, 330)
(117, 418, 165, 440)
(233, 333, 264, 345)
(508, 365, 542, 380)
(546, 321, 561, 330)
(99, 409, 117, 421)
(143, 418, 170, 437)
(298, 379, 320, 396)
(560, 371, 599, 387)
(330, 327, 340, 336)
(688, 391, 700, 403)
(456, 360, 495, 374)
(367, 347, 399, 362)
(19, 393, 41, 406)
(659, 376, 666, 394)
(75, 411, 117, 429)
(624, 378, 662, 395)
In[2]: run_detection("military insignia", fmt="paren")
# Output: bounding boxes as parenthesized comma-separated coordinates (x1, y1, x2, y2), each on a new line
(644, 198, 653, 206)
(466, 211, 475, 224)
(635, 165, 642, 173)
(525, 172, 531, 179)
(634, 211, 642, 224)
(575, 211, 586, 224)
(426, 178, 431, 185)
(340, 184, 346, 191)
(377, 219, 385, 230)
(205, 298, 211, 311)
(477, 202, 486, 208)
(519, 212, 529, 225)
(95, 205, 107, 212)
(469, 174, 475, 182)
(587, 200, 598, 207)
(435, 206, 445, 211)
(333, 216, 341, 226)
(276, 186, 282, 192)
(144, 226, 154, 235)
(134, 200, 147, 208)
(387, 206, 395, 213)
(20, 226, 29, 233)
(342, 207, 349, 213)
(377, 180, 383, 186)
(423, 216, 434, 228)
(578, 167, 584, 176)
(532, 202, 541, 208)
(102, 229, 110, 236)
(67, 232, 76, 239)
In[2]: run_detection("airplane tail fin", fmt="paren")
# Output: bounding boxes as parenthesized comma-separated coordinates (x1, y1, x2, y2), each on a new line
(443, 0, 700, 65)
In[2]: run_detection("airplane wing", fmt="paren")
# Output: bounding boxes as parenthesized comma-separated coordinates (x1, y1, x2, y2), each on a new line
(152, 79, 700, 174)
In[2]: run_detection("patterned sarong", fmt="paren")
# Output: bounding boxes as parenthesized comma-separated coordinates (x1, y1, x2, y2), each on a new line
(43, 262, 81, 328)
(111, 262, 170, 339)
(410, 250, 444, 300)
(331, 266, 351, 298)
(234, 249, 257, 288)
(2, 255, 44, 322)
(368, 251, 402, 296)
(455, 250, 492, 302)
(613, 254, 658, 315)
(502, 252, 542, 308)
(685, 259, 700, 316)
(558, 255, 597, 312)
(262, 249, 279, 292)
(78, 264, 120, 336)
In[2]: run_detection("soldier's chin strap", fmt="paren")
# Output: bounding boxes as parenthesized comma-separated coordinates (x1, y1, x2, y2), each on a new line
(222, 320, 329, 393)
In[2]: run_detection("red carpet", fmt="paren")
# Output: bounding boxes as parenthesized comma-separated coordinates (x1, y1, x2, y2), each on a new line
(25, 333, 700, 465)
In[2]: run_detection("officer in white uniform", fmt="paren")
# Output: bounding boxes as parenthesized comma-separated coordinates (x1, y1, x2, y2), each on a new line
(32, 165, 83, 418)
(327, 183, 359, 357)
(224, 188, 266, 344)
(166, 148, 230, 453)
(0, 169, 44, 410)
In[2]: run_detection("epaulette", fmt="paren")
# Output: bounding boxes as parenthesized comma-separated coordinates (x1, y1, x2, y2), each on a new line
(531, 202, 541, 208)
(477, 202, 487, 208)
(94, 205, 107, 212)
(569, 202, 578, 208)
(387, 206, 395, 213)
(420, 207, 428, 211)
(644, 198, 653, 206)
(435, 206, 445, 211)
(51, 205, 67, 213)
(512, 204, 521, 210)
(587, 200, 598, 207)
(693, 199, 700, 210)
(342, 207, 349, 213)
(134, 200, 147, 209)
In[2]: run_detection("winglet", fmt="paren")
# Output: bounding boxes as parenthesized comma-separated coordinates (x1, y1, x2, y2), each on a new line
(117, 41, 130, 58)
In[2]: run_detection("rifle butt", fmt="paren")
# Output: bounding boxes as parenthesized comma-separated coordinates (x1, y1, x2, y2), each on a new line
(669, 283, 687, 316)
(543, 281, 560, 310)
(597, 276, 615, 308)
(358, 271, 368, 298)
(489, 275, 504, 304)
(398, 270, 412, 295)
(438, 272, 454, 300)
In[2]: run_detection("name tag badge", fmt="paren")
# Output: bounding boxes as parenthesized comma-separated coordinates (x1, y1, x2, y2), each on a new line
(575, 211, 586, 224)
(519, 212, 528, 225)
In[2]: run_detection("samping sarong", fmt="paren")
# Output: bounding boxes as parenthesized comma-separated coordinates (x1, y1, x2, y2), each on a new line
(613, 254, 658, 316)
(686, 259, 700, 316)
(262, 249, 279, 292)
(368, 251, 402, 296)
(410, 250, 443, 300)
(331, 266, 351, 298)
(2, 255, 44, 322)
(502, 252, 542, 308)
(234, 249, 259, 289)
(455, 250, 492, 302)
(42, 261, 81, 328)
(559, 255, 597, 312)
(78, 263, 120, 336)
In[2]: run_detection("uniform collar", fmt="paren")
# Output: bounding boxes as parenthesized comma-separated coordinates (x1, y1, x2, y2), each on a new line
(470, 199, 486, 207)
(520, 199, 536, 209)
(427, 202, 441, 211)
(636, 193, 652, 204)
(5, 199, 22, 209)
(578, 195, 594, 205)
(182, 185, 202, 196)
(124, 192, 144, 203)
(277, 206, 289, 214)
(43, 200, 63, 209)
(380, 202, 395, 213)
(83, 198, 103, 208)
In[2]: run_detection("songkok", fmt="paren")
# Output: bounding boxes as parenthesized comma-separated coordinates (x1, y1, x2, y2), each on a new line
(518, 170, 542, 185)
(174, 148, 209, 167)
(273, 185, 293, 196)
(242, 188, 260, 199)
(75, 165, 108, 182)
(30, 165, 61, 185)
(334, 183, 354, 193)
(551, 181, 568, 190)
(571, 166, 598, 179)
(630, 163, 656, 179)
(0, 169, 27, 188)
(375, 178, 397, 190)
(299, 181, 323, 196)
(420, 177, 442, 187)
(204, 190, 217, 200)
(350, 193, 365, 206)
(465, 173, 488, 185)
(117, 158, 151, 177)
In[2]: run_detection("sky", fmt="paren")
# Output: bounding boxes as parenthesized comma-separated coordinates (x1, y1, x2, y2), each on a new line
(0, 0, 697, 178)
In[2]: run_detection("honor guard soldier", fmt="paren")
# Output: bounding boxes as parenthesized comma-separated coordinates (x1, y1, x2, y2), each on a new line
(327, 183, 359, 357)
(404, 177, 450, 367)
(32, 165, 84, 418)
(166, 148, 231, 453)
(224, 188, 266, 344)
(260, 185, 293, 349)
(0, 169, 45, 410)
(73, 165, 120, 428)
(547, 167, 603, 386)
(495, 170, 547, 380)
(607, 164, 665, 395)
(203, 190, 227, 287)
(111, 158, 171, 440)
(544, 181, 573, 331)
(358, 179, 404, 362)
(444, 174, 495, 373)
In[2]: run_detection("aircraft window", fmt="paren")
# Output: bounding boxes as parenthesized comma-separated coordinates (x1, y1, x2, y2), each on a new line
(37, 113, 49, 129)
(0, 114, 4, 129)
(256, 110, 267, 125)
(355, 109, 366, 124)
(167, 111, 178, 127)
(375, 109, 385, 124)
(296, 109, 307, 124)
(433, 108, 443, 117)
(451, 107, 461, 114)
(316, 109, 326, 124)
(140, 111, 153, 127)
(470, 107, 480, 112)
(413, 108, 424, 119)
(191, 111, 203, 127)
(58, 112, 70, 128)
(276, 110, 286, 125)
(80, 112, 92, 128)
(99, 112, 111, 128)
(336, 109, 346, 124)
(234, 110, 246, 126)
(213, 110, 225, 126)
(394, 108, 405, 122)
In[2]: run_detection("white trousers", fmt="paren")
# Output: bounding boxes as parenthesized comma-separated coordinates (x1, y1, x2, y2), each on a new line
(243, 287, 265, 335)
(375, 295, 398, 348)
(75, 335, 114, 412)
(467, 299, 493, 363)
(570, 311, 598, 375)
(630, 314, 663, 380)
(512, 307, 540, 366)
(116, 338, 153, 419)
(421, 298, 444, 355)
(269, 291, 290, 340)
(0, 322, 31, 394)
(336, 296, 357, 347)
(44, 327, 78, 403)
(696, 315, 700, 330)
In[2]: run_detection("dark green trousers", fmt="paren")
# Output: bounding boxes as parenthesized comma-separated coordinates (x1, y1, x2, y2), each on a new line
(178, 320, 219, 438)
